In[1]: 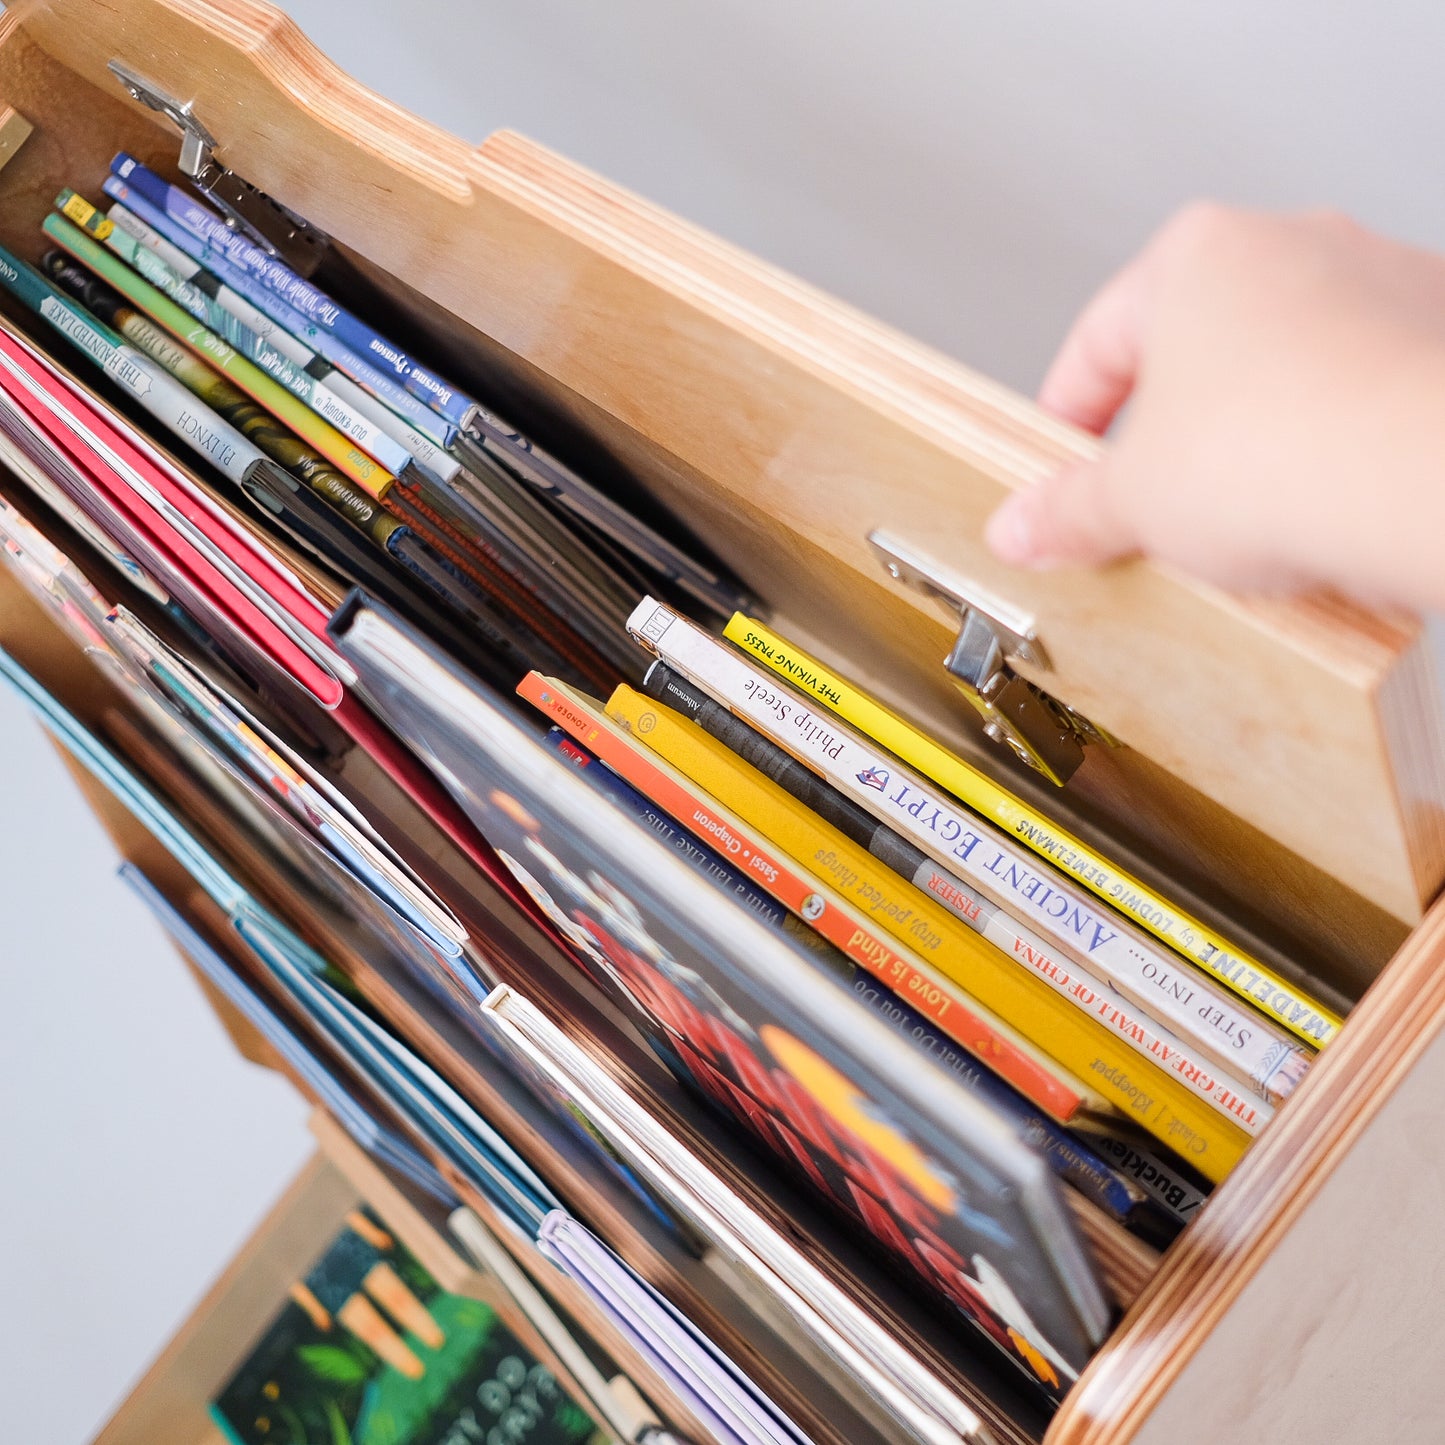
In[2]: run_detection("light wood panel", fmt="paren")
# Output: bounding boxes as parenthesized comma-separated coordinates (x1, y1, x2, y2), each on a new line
(1047, 891, 1445, 1444)
(6, 4, 1445, 1444)
(1133, 1020, 1445, 1443)
(0, 12, 173, 253)
(10, 0, 1445, 940)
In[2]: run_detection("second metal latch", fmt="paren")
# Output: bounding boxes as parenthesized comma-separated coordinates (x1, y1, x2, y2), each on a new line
(869, 530, 1113, 786)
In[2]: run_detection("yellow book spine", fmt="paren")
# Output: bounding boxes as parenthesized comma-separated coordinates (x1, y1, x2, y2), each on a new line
(608, 685, 1250, 1185)
(521, 672, 1100, 1124)
(722, 613, 1342, 1050)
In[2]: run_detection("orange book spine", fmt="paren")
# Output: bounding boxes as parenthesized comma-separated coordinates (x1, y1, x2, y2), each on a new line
(518, 670, 1091, 1123)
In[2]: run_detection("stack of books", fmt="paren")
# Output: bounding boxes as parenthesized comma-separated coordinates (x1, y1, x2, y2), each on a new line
(0, 141, 1350, 1445)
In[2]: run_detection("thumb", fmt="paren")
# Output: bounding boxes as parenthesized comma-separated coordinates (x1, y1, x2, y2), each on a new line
(982, 459, 1137, 570)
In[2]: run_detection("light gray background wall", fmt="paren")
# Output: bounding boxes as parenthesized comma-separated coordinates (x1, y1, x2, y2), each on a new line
(282, 0, 1445, 395)
(4, 3, 1442, 1440)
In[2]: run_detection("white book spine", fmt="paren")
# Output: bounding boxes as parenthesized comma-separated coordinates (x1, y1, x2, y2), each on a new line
(323, 367, 462, 482)
(628, 599, 1307, 1125)
(898, 849, 1272, 1133)
(110, 201, 461, 482)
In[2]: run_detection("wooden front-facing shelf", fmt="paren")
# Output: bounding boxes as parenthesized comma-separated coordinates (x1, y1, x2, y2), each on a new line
(98, 1110, 623, 1445)
(95, 1145, 392, 1445)
(4, 2, 1445, 1442)
(5, 0, 1438, 985)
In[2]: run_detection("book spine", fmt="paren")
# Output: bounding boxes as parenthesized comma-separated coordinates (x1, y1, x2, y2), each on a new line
(604, 680, 1249, 1182)
(516, 672, 1098, 1126)
(458, 423, 750, 619)
(382, 528, 569, 678)
(0, 493, 106, 621)
(107, 225, 226, 331)
(101, 177, 459, 452)
(100, 219, 415, 475)
(382, 480, 612, 692)
(633, 602, 1309, 1104)
(546, 723, 1162, 1226)
(1083, 1134, 1211, 1226)
(4, 463, 170, 607)
(118, 617, 460, 955)
(108, 199, 461, 484)
(109, 200, 320, 371)
(111, 153, 479, 429)
(323, 368, 461, 482)
(0, 246, 265, 489)
(543, 728, 792, 928)
(56, 187, 113, 239)
(413, 462, 633, 673)
(38, 251, 403, 548)
(43, 214, 398, 500)
(643, 660, 1279, 1129)
(0, 319, 343, 706)
(724, 612, 1342, 1050)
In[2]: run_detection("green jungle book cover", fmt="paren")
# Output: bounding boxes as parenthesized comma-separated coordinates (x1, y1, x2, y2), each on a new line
(210, 1208, 599, 1445)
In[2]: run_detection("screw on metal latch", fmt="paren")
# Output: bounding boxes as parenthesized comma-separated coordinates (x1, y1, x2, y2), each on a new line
(106, 58, 331, 272)
(867, 528, 1109, 783)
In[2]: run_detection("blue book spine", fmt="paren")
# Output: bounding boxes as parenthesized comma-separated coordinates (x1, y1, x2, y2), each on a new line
(540, 731, 1150, 1226)
(119, 862, 455, 1204)
(109, 193, 460, 472)
(102, 174, 457, 449)
(109, 152, 478, 429)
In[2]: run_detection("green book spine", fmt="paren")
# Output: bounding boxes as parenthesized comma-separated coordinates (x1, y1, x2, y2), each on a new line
(107, 198, 461, 482)
(37, 249, 403, 548)
(42, 212, 396, 499)
(104, 222, 414, 475)
(0, 242, 264, 487)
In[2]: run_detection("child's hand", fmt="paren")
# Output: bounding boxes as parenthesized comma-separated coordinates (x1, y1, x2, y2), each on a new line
(983, 204, 1445, 613)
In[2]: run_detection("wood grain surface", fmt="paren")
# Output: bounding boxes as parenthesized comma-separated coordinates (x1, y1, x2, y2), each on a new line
(5, 4, 1445, 1444)
(1048, 892, 1445, 1444)
(2, 0, 1440, 967)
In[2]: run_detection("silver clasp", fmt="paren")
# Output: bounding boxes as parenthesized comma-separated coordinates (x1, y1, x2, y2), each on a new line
(108, 60, 331, 275)
(869, 529, 1111, 785)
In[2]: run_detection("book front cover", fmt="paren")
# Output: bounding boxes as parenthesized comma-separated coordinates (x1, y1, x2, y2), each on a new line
(211, 1209, 597, 1445)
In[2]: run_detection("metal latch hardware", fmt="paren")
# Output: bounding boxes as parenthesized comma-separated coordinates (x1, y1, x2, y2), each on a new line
(107, 60, 331, 276)
(868, 529, 1112, 786)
